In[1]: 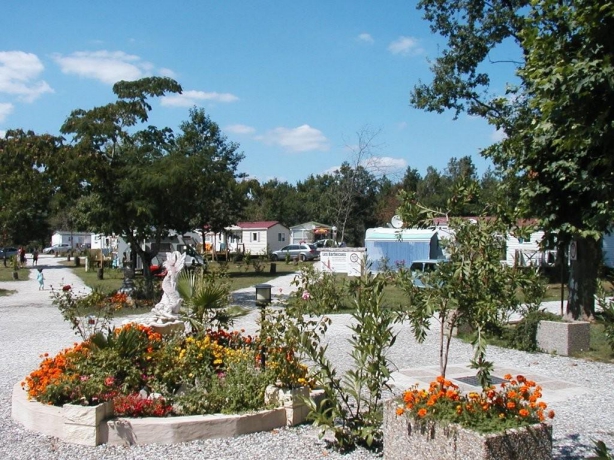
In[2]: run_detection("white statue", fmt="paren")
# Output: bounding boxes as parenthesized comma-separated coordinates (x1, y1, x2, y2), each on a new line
(150, 251, 186, 324)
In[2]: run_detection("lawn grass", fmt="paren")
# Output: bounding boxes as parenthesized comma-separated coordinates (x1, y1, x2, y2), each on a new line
(0, 288, 16, 296)
(458, 322, 614, 364)
(0, 264, 29, 282)
(65, 260, 304, 293)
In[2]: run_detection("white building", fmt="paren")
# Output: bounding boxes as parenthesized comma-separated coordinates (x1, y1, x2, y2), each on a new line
(50, 231, 93, 249)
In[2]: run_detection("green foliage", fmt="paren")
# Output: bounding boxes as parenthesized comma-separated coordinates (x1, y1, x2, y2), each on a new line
(24, 326, 298, 417)
(178, 267, 232, 332)
(596, 284, 614, 352)
(267, 270, 398, 452)
(51, 287, 116, 339)
(251, 257, 266, 273)
(174, 355, 274, 415)
(0, 130, 57, 246)
(507, 310, 561, 352)
(289, 264, 349, 312)
(396, 193, 544, 384)
(589, 440, 614, 460)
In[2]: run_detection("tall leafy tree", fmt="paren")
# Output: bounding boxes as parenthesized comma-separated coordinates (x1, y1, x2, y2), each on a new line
(175, 107, 246, 243)
(60, 77, 188, 294)
(411, 0, 614, 318)
(0, 130, 59, 247)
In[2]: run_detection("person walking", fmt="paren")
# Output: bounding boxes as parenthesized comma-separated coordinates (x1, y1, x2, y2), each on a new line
(36, 268, 44, 290)
(19, 247, 26, 267)
(32, 249, 39, 266)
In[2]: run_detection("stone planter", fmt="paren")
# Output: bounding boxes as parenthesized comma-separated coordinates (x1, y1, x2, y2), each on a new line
(383, 398, 552, 460)
(264, 385, 311, 426)
(537, 320, 590, 356)
(13, 382, 324, 446)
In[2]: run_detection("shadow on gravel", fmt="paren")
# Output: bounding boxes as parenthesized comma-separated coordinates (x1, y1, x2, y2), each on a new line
(554, 433, 597, 459)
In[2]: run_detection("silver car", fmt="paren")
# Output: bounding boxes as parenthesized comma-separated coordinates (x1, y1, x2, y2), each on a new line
(271, 244, 319, 261)
(43, 244, 72, 254)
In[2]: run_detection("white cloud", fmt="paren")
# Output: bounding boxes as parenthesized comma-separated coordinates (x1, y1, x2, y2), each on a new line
(161, 90, 239, 107)
(388, 36, 423, 56)
(256, 124, 329, 152)
(0, 51, 53, 102)
(52, 50, 152, 84)
(0, 130, 6, 139)
(225, 124, 256, 135)
(357, 33, 374, 44)
(0, 102, 14, 122)
(361, 156, 407, 174)
(159, 67, 177, 78)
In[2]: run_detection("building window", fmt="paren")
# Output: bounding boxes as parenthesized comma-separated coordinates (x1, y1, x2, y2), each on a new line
(278, 233, 285, 242)
(252, 232, 259, 242)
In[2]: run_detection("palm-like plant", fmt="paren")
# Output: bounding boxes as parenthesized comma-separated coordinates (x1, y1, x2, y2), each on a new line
(178, 268, 232, 332)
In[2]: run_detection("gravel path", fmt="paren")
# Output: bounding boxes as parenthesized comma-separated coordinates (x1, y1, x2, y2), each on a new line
(0, 256, 612, 459)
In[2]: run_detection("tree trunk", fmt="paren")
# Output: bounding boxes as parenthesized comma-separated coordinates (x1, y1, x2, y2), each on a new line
(567, 236, 599, 320)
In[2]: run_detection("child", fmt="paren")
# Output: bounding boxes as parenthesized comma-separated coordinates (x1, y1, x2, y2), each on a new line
(36, 268, 44, 290)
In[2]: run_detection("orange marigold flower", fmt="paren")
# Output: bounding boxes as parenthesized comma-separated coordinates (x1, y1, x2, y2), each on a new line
(517, 375, 526, 383)
(548, 410, 555, 419)
(504, 373, 513, 380)
(417, 408, 427, 418)
(396, 407, 405, 416)
(436, 375, 445, 384)
(507, 390, 517, 399)
(519, 409, 529, 417)
(507, 401, 516, 410)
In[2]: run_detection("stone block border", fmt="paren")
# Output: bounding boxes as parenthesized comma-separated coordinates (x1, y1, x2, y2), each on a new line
(12, 383, 323, 446)
(537, 320, 590, 356)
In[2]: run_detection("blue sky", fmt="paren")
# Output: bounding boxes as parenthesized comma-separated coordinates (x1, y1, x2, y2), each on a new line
(1, 1, 511, 184)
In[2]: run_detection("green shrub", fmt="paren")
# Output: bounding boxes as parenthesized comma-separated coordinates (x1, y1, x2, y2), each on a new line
(507, 310, 561, 352)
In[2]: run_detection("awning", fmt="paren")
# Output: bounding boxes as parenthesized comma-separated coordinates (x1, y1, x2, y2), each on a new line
(314, 228, 329, 235)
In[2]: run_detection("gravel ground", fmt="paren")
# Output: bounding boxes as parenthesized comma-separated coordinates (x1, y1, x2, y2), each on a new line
(0, 256, 612, 459)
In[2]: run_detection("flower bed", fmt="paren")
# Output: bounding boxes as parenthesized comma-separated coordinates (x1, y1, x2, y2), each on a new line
(14, 322, 321, 445)
(17, 323, 314, 439)
(383, 375, 554, 459)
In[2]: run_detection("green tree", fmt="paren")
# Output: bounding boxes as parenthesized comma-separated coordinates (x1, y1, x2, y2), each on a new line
(60, 77, 192, 295)
(175, 107, 246, 246)
(411, 0, 614, 318)
(0, 130, 59, 247)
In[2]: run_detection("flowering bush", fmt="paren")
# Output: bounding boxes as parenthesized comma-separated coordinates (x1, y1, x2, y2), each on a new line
(113, 393, 173, 417)
(22, 325, 309, 417)
(397, 374, 555, 433)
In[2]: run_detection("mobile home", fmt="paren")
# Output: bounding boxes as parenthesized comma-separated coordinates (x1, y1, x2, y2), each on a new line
(365, 228, 444, 272)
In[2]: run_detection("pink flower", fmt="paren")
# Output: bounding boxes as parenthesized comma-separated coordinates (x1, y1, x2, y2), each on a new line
(104, 376, 115, 387)
(302, 291, 311, 300)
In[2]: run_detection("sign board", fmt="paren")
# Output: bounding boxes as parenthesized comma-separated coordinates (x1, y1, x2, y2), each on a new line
(319, 248, 365, 276)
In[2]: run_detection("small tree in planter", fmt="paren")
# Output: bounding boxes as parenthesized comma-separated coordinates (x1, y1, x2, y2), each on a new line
(396, 190, 544, 386)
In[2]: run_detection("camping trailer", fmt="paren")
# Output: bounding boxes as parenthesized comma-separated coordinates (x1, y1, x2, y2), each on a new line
(365, 228, 444, 272)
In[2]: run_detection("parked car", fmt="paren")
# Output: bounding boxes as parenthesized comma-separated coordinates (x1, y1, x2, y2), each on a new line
(271, 244, 319, 261)
(43, 244, 72, 254)
(314, 239, 338, 248)
(409, 259, 447, 288)
(0, 247, 19, 258)
(151, 246, 206, 271)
